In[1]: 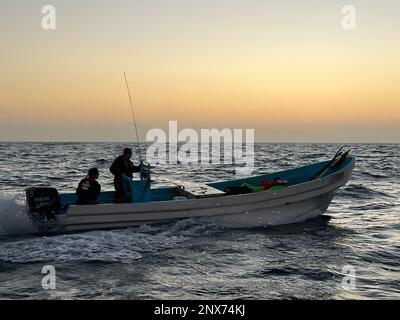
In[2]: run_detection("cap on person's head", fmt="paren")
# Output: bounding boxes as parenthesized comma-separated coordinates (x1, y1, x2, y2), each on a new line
(88, 168, 99, 177)
(123, 148, 132, 155)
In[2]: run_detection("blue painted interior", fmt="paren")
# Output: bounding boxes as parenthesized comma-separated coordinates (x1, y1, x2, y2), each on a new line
(123, 176, 152, 203)
(209, 156, 352, 190)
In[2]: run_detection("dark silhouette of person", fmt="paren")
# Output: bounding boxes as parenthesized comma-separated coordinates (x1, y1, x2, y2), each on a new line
(76, 168, 101, 205)
(109, 148, 140, 203)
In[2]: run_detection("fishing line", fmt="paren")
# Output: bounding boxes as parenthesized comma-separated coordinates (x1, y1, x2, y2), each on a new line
(123, 72, 142, 162)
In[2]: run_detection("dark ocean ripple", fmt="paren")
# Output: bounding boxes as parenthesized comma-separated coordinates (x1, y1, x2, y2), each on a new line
(0, 143, 399, 299)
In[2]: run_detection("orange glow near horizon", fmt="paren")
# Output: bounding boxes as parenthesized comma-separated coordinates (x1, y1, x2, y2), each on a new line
(0, 1, 399, 142)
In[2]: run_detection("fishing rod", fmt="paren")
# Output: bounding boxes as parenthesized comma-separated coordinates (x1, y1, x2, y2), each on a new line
(123, 71, 142, 162)
(309, 147, 344, 181)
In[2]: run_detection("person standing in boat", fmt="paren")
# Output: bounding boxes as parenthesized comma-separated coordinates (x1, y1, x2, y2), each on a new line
(110, 147, 140, 203)
(76, 168, 101, 205)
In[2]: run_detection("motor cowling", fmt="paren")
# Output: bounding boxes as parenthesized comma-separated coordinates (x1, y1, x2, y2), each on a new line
(25, 187, 61, 221)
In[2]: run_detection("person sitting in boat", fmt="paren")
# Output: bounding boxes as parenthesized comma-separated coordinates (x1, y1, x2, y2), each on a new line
(110, 148, 140, 203)
(76, 168, 101, 205)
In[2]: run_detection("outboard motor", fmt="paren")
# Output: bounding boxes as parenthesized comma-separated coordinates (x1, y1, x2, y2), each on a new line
(139, 161, 151, 180)
(25, 187, 61, 221)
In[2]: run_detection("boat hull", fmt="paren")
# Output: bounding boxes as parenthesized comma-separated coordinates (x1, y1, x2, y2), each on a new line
(51, 157, 355, 233)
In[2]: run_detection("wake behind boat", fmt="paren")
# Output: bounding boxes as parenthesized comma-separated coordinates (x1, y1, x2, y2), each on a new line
(25, 152, 355, 234)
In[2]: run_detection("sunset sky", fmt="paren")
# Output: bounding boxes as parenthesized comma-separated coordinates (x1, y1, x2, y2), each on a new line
(0, 0, 399, 142)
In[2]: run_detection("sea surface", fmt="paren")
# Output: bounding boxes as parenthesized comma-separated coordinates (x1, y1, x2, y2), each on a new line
(0, 143, 399, 299)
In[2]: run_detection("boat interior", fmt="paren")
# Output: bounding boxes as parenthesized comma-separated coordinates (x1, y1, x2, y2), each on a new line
(57, 157, 353, 211)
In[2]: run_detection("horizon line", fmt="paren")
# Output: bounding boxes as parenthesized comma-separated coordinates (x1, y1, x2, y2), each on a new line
(0, 140, 398, 145)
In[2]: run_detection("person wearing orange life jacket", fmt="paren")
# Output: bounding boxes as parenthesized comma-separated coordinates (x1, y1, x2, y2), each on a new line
(76, 168, 101, 205)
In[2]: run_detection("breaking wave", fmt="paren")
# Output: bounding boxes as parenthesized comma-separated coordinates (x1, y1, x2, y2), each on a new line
(0, 193, 36, 236)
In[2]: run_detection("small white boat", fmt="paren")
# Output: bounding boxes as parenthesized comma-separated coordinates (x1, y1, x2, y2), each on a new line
(25, 154, 355, 234)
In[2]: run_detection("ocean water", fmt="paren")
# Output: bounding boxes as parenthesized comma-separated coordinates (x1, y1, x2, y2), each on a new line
(0, 142, 399, 299)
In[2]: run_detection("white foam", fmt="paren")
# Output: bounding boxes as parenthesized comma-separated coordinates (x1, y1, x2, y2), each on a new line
(0, 218, 220, 264)
(0, 193, 36, 236)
